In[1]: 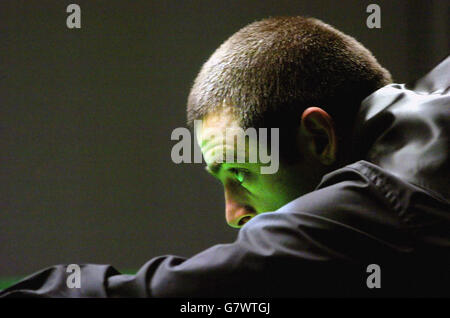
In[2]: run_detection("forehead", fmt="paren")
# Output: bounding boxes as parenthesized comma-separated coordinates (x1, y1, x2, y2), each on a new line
(195, 108, 240, 144)
(200, 108, 239, 131)
(196, 109, 257, 165)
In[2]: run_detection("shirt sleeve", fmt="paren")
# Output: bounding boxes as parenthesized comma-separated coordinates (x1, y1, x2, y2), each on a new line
(0, 169, 410, 298)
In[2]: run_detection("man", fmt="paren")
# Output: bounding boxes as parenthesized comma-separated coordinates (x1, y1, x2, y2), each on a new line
(1, 16, 449, 297)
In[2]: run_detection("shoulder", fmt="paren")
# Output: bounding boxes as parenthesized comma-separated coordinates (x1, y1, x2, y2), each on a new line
(278, 160, 445, 221)
(260, 161, 422, 257)
(277, 160, 403, 222)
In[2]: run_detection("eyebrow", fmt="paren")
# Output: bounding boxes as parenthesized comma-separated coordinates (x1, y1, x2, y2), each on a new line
(207, 162, 222, 175)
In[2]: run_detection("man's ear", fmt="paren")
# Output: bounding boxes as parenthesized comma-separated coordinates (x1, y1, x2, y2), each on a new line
(300, 107, 337, 165)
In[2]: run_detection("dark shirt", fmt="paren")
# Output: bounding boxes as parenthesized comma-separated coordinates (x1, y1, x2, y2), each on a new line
(1, 57, 449, 298)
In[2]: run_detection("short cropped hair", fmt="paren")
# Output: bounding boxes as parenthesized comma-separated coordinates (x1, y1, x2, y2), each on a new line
(187, 16, 392, 159)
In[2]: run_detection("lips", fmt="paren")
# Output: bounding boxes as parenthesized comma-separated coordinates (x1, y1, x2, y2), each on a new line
(238, 215, 252, 226)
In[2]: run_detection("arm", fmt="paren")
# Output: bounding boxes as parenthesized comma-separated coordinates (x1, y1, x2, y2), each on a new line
(0, 169, 409, 297)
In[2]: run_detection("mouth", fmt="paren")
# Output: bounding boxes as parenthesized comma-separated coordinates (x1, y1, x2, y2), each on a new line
(238, 216, 252, 227)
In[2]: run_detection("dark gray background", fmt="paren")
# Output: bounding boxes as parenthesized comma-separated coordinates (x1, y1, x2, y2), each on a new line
(1, 0, 448, 277)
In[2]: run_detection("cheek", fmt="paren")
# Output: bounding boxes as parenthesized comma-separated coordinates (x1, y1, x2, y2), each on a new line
(224, 179, 252, 201)
(250, 179, 291, 211)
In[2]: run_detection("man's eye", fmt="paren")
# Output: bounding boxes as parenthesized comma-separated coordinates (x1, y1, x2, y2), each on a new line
(229, 168, 248, 184)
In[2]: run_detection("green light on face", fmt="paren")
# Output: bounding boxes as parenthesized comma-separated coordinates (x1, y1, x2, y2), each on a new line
(229, 168, 247, 184)
(236, 171, 245, 183)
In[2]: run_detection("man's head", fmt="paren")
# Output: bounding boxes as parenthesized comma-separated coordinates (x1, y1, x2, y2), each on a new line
(187, 16, 392, 228)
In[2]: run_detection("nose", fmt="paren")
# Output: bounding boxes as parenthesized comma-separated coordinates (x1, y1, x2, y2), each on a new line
(225, 191, 256, 228)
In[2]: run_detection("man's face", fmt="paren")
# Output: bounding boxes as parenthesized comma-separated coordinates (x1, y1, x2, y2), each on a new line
(196, 109, 318, 228)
